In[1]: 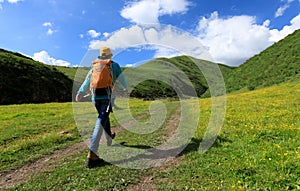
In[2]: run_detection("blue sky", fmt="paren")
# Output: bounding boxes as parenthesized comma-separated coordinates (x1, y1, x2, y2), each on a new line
(0, 0, 299, 67)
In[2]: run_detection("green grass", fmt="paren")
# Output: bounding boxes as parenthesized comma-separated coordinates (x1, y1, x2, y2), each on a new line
(0, 99, 175, 173)
(154, 80, 300, 190)
(52, 66, 78, 80)
(0, 103, 80, 172)
(5, 149, 147, 191)
(2, 80, 300, 190)
(114, 99, 180, 147)
(2, 99, 180, 191)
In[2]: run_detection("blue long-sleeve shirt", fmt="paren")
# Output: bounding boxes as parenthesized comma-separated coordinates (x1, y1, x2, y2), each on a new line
(77, 60, 128, 100)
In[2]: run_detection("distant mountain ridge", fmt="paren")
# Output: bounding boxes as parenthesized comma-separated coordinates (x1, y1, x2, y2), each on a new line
(1, 29, 299, 104)
(0, 49, 73, 104)
(124, 56, 233, 98)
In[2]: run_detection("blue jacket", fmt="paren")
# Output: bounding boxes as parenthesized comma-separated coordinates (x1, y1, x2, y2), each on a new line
(77, 60, 128, 100)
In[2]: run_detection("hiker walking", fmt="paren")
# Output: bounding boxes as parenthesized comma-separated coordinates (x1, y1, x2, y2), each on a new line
(75, 47, 128, 168)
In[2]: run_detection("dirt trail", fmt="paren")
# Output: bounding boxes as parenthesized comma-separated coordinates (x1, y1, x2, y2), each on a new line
(127, 107, 183, 191)
(0, 126, 125, 189)
(0, 142, 87, 189)
(0, 106, 183, 190)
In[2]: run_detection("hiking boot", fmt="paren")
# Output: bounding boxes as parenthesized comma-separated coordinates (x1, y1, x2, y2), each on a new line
(107, 132, 116, 146)
(86, 150, 104, 168)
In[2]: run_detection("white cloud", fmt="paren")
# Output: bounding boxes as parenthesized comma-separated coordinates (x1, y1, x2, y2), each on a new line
(43, 22, 56, 35)
(275, 0, 295, 18)
(270, 13, 300, 41)
(121, 1, 160, 24)
(89, 25, 211, 61)
(43, 22, 52, 27)
(47, 28, 54, 35)
(263, 20, 271, 27)
(79, 34, 84, 38)
(0, 0, 22, 9)
(275, 4, 290, 17)
(125, 63, 136, 67)
(7, 0, 23, 3)
(33, 50, 71, 67)
(87, 29, 101, 38)
(103, 32, 110, 38)
(91, 12, 300, 67)
(121, 0, 191, 24)
(152, 47, 181, 58)
(197, 12, 300, 66)
(89, 26, 146, 50)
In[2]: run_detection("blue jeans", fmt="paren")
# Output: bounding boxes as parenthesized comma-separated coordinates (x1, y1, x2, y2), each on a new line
(89, 99, 112, 154)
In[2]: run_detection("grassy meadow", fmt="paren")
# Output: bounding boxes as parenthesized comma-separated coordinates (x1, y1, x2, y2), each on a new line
(156, 80, 299, 190)
(1, 79, 299, 190)
(0, 102, 80, 172)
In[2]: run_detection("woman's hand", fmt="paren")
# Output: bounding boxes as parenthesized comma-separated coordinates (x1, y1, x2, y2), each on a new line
(75, 94, 83, 102)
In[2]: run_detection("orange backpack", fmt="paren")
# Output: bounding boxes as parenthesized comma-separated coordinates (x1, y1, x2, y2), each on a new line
(90, 59, 113, 89)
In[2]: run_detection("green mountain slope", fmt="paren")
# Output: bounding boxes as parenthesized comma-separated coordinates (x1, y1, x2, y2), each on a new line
(129, 28, 300, 98)
(225, 29, 300, 92)
(56, 28, 300, 99)
(0, 49, 73, 104)
(2, 29, 299, 104)
(128, 56, 233, 98)
(52, 66, 78, 80)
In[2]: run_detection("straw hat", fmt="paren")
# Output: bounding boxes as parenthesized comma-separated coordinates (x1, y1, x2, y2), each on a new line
(99, 46, 112, 59)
